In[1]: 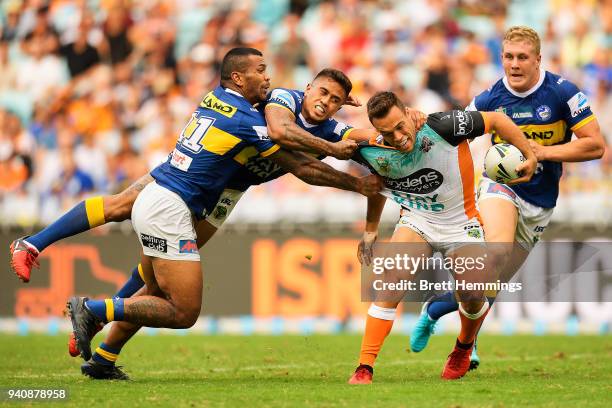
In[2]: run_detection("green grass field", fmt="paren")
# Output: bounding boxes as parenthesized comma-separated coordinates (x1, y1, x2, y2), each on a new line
(1, 334, 610, 407)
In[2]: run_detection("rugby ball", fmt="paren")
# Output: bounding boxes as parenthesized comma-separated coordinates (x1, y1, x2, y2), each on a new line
(484, 143, 526, 183)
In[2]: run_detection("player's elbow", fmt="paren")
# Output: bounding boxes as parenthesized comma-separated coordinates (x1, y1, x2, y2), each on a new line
(592, 141, 606, 160)
(267, 122, 287, 143)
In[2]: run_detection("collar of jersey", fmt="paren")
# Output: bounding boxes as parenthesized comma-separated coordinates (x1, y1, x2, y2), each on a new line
(502, 68, 546, 98)
(222, 87, 258, 107)
(298, 112, 319, 128)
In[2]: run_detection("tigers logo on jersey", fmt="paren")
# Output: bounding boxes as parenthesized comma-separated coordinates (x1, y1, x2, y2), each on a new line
(200, 92, 237, 118)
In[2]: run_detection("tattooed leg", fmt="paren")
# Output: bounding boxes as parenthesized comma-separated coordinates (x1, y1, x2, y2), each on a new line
(119, 257, 202, 328)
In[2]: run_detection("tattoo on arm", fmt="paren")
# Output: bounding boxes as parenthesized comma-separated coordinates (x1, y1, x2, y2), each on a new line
(270, 150, 358, 192)
(266, 106, 333, 155)
(125, 174, 154, 195)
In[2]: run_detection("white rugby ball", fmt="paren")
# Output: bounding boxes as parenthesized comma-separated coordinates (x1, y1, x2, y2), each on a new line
(484, 143, 526, 183)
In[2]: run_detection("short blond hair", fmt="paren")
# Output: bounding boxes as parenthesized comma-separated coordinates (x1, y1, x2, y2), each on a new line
(503, 26, 541, 55)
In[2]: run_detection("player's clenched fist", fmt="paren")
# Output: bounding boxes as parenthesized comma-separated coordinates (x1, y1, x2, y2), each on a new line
(356, 174, 384, 197)
(330, 139, 359, 160)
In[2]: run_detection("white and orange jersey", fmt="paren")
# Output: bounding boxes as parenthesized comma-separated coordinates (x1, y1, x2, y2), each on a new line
(353, 111, 491, 226)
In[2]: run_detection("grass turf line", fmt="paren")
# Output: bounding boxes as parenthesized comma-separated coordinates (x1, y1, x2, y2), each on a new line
(0, 334, 610, 407)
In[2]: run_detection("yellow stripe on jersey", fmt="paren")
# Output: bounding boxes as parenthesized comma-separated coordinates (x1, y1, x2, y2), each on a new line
(85, 197, 106, 228)
(265, 103, 296, 116)
(233, 146, 259, 165)
(95, 347, 118, 362)
(342, 128, 355, 140)
(570, 115, 595, 131)
(493, 120, 567, 146)
(201, 126, 242, 155)
(104, 298, 114, 322)
(260, 144, 281, 157)
(199, 92, 237, 118)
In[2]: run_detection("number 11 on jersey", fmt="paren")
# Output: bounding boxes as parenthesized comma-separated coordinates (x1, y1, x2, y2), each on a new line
(178, 113, 216, 154)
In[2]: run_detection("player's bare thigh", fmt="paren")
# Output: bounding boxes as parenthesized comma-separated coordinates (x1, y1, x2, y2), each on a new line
(446, 243, 490, 313)
(103, 174, 154, 222)
(148, 256, 203, 328)
(374, 226, 432, 309)
(478, 196, 528, 281)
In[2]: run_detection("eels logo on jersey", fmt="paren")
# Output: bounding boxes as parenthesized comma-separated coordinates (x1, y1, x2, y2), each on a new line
(200, 92, 237, 118)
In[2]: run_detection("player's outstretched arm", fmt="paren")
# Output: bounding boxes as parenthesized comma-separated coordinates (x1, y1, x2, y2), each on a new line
(265, 104, 357, 159)
(268, 148, 383, 197)
(358, 194, 386, 266)
(484, 111, 538, 185)
(528, 119, 605, 162)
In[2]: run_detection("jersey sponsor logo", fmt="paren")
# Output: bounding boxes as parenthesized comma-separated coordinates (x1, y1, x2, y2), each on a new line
(200, 92, 237, 118)
(567, 92, 590, 118)
(179, 239, 198, 254)
(385, 168, 443, 194)
(453, 111, 473, 136)
(495, 106, 508, 115)
(170, 148, 193, 171)
(494, 121, 566, 146)
(512, 111, 533, 119)
(484, 182, 517, 200)
(391, 191, 444, 212)
(244, 156, 283, 179)
(536, 105, 552, 121)
(140, 233, 167, 253)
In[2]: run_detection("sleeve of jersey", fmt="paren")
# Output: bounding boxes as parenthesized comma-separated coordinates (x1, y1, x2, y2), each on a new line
(323, 119, 354, 143)
(559, 81, 596, 131)
(245, 125, 280, 157)
(266, 88, 298, 116)
(426, 110, 487, 146)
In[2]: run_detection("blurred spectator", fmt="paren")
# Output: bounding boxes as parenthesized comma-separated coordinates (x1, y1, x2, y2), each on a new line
(0, 0, 608, 226)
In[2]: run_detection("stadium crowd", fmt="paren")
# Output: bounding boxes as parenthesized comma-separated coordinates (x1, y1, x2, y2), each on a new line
(0, 0, 609, 227)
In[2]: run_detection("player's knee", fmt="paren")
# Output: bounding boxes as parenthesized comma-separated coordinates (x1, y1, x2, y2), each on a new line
(104, 194, 134, 222)
(174, 305, 201, 328)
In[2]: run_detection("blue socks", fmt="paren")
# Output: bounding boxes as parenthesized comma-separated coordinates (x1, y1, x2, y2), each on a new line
(115, 264, 145, 298)
(426, 291, 459, 320)
(26, 197, 105, 252)
(85, 298, 125, 323)
(92, 342, 122, 366)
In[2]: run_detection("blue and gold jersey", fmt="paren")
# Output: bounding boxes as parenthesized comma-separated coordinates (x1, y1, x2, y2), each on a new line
(469, 70, 595, 208)
(225, 88, 354, 191)
(150, 86, 279, 219)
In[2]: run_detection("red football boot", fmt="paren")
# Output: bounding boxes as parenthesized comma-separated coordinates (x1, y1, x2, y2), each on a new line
(68, 323, 104, 357)
(441, 342, 473, 380)
(348, 365, 373, 384)
(9, 237, 40, 283)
